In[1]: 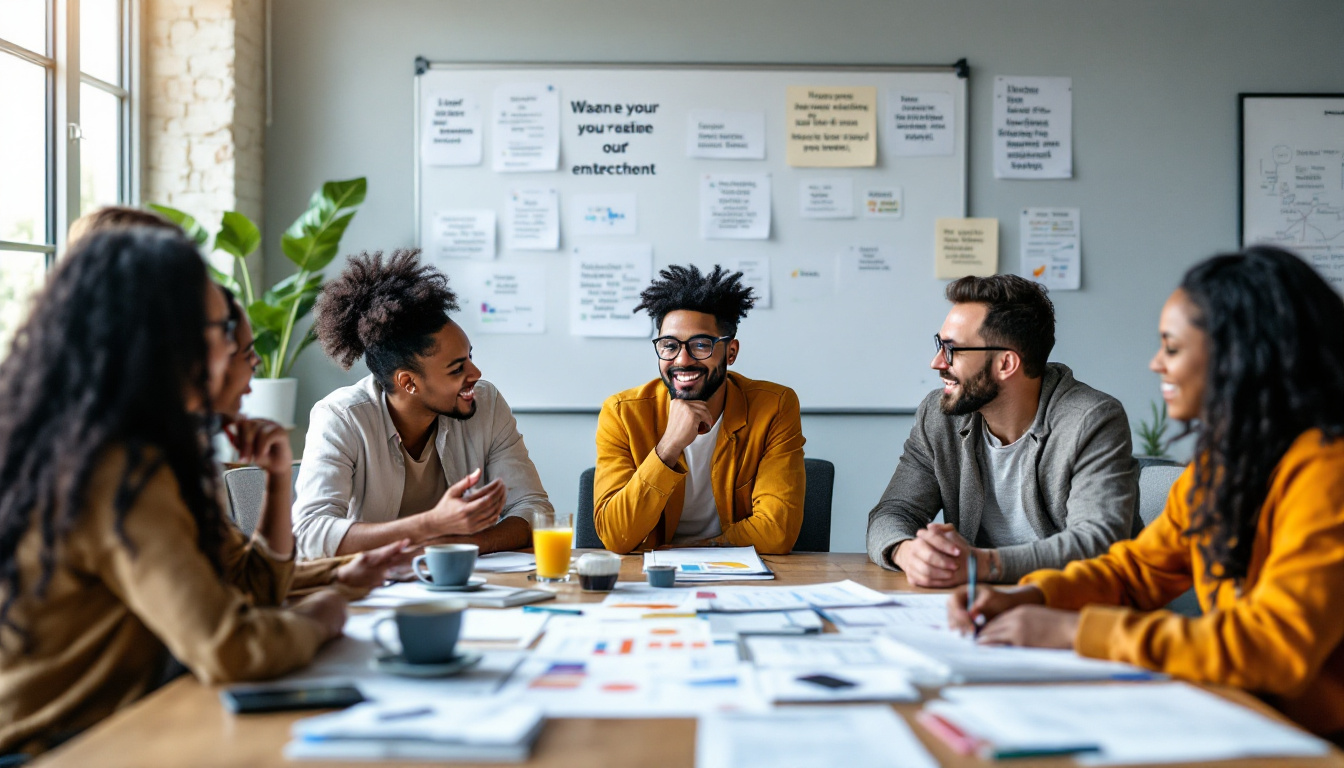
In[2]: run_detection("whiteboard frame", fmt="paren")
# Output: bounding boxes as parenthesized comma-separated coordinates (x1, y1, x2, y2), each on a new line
(413, 59, 970, 414)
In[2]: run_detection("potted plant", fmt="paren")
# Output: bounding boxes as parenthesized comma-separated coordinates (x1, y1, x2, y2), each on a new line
(1133, 400, 1172, 461)
(151, 177, 367, 427)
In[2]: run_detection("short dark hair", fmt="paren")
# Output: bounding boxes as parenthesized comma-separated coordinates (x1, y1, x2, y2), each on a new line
(944, 274, 1055, 378)
(634, 264, 756, 338)
(313, 249, 459, 390)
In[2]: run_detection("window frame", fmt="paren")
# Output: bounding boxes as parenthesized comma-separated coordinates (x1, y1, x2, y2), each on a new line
(0, 0, 140, 269)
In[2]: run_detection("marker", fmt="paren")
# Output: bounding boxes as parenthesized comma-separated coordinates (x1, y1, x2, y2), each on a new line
(523, 605, 583, 615)
(966, 553, 979, 636)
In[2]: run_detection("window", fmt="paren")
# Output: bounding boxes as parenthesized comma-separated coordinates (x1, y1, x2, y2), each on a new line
(0, 0, 137, 352)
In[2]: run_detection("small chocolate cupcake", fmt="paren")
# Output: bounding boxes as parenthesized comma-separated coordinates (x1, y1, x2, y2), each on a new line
(576, 552, 621, 591)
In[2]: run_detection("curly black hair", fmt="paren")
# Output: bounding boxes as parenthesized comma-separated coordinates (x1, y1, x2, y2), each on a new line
(0, 228, 227, 646)
(633, 264, 756, 338)
(1180, 245, 1344, 581)
(312, 249, 459, 390)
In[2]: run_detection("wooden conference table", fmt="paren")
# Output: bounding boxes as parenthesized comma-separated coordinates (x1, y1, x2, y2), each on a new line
(33, 553, 1344, 768)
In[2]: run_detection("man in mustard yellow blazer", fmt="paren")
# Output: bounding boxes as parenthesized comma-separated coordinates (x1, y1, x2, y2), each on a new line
(594, 265, 806, 554)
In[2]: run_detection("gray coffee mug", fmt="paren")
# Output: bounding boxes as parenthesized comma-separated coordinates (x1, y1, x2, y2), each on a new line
(374, 600, 466, 664)
(413, 543, 479, 587)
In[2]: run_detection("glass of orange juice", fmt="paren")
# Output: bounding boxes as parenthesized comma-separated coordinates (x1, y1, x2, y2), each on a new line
(532, 511, 574, 582)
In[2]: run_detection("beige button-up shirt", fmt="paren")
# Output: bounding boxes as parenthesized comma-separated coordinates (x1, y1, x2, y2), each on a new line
(292, 376, 552, 559)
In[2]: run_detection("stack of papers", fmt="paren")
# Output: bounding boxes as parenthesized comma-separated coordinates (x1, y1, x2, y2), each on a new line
(706, 610, 822, 639)
(285, 700, 544, 762)
(875, 627, 1157, 685)
(701, 580, 891, 612)
(643, 546, 774, 582)
(501, 660, 763, 718)
(757, 667, 918, 703)
(824, 592, 951, 634)
(697, 706, 937, 768)
(473, 552, 536, 573)
(354, 582, 554, 609)
(922, 683, 1330, 763)
(460, 608, 549, 649)
(745, 636, 900, 668)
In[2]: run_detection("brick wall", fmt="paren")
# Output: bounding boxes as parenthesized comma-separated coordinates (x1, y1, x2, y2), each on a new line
(142, 0, 264, 278)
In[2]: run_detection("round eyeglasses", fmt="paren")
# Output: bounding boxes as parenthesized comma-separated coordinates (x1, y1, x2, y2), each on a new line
(933, 333, 1011, 365)
(652, 334, 731, 361)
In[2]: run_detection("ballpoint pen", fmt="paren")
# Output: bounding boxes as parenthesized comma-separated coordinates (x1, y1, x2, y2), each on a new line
(966, 552, 979, 636)
(523, 605, 583, 615)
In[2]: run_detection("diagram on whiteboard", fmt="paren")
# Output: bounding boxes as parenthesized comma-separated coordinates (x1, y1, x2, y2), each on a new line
(1242, 96, 1344, 292)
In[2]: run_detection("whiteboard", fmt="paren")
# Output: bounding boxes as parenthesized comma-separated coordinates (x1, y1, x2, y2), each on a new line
(416, 62, 968, 411)
(1239, 94, 1344, 294)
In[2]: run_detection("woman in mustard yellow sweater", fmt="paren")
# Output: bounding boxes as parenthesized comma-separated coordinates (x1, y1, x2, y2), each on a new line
(951, 245, 1344, 739)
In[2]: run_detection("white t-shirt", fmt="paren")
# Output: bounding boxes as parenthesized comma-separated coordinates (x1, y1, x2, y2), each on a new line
(673, 415, 724, 542)
(974, 427, 1039, 547)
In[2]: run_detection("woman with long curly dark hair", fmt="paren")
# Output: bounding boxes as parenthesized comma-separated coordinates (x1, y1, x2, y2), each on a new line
(950, 245, 1344, 739)
(0, 228, 346, 757)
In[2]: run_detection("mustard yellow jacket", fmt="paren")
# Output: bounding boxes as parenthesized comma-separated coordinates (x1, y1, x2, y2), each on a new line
(1023, 430, 1344, 735)
(594, 372, 806, 554)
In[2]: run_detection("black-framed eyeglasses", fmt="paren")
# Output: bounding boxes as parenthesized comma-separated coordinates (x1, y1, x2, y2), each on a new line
(206, 317, 239, 340)
(653, 334, 731, 361)
(933, 333, 1011, 365)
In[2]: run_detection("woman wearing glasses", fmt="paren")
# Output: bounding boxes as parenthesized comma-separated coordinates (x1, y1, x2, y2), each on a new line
(951, 246, 1344, 740)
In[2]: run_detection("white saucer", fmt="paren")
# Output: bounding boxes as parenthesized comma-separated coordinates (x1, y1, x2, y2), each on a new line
(421, 576, 487, 592)
(371, 651, 483, 678)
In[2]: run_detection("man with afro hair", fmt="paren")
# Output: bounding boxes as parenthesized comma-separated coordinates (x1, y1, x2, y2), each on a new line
(291, 250, 551, 559)
(594, 264, 806, 554)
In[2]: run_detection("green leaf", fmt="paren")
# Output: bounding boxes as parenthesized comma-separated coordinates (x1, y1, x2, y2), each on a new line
(247, 300, 289, 335)
(264, 271, 323, 304)
(207, 263, 241, 295)
(321, 177, 368, 210)
(253, 328, 280, 357)
(282, 326, 321, 377)
(215, 211, 261, 260)
(280, 177, 366, 271)
(147, 204, 209, 248)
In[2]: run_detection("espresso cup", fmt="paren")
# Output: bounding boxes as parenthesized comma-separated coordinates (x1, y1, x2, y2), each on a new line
(373, 600, 466, 665)
(413, 543, 479, 587)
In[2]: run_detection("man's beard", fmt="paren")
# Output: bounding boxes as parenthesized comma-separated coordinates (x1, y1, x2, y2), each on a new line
(436, 400, 477, 421)
(662, 361, 728, 402)
(939, 357, 1000, 415)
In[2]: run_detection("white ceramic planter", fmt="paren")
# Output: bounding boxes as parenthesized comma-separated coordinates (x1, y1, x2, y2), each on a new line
(240, 377, 299, 428)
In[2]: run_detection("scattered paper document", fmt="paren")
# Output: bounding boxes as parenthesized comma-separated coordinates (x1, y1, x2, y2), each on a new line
(718, 255, 771, 309)
(473, 551, 537, 573)
(532, 616, 716, 664)
(354, 581, 539, 609)
(505, 659, 762, 718)
(1020, 207, 1081, 290)
(704, 580, 891, 613)
(430, 209, 495, 262)
(745, 636, 898, 668)
(697, 706, 937, 768)
(785, 86, 878, 167)
(596, 585, 699, 618)
(492, 83, 560, 172)
(687, 110, 766, 160)
(700, 174, 772, 240)
(569, 244, 652, 337)
(286, 700, 544, 762)
(569, 193, 637, 236)
(452, 262, 546, 335)
(924, 683, 1329, 765)
(875, 626, 1154, 685)
(825, 597, 949, 635)
(460, 608, 549, 649)
(503, 188, 559, 250)
(644, 546, 774, 582)
(706, 610, 822, 640)
(758, 666, 918, 703)
(799, 178, 854, 219)
(421, 90, 482, 166)
(993, 76, 1072, 179)
(888, 90, 955, 157)
(862, 187, 903, 219)
(935, 217, 998, 278)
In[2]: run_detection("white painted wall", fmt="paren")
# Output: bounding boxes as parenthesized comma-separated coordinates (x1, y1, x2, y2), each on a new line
(264, 0, 1344, 552)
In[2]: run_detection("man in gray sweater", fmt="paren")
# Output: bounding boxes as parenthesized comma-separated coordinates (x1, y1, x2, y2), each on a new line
(867, 275, 1137, 587)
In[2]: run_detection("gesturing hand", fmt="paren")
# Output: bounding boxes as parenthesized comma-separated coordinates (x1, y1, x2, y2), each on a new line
(290, 590, 348, 642)
(223, 416, 292, 478)
(426, 468, 506, 537)
(656, 399, 715, 467)
(335, 538, 415, 589)
(947, 583, 1045, 635)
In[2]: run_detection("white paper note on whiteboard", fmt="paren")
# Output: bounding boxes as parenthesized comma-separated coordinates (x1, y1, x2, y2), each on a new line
(454, 262, 547, 335)
(720, 256, 772, 309)
(570, 245, 653, 337)
(1020, 207, 1081, 290)
(431, 210, 496, 262)
(701, 174, 771, 240)
(687, 110, 766, 160)
(888, 90, 954, 157)
(493, 83, 560, 173)
(504, 189, 559, 251)
(422, 91, 482, 166)
(799, 178, 854, 219)
(570, 193, 637, 236)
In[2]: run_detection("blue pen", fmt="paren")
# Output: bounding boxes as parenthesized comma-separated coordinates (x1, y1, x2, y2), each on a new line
(523, 605, 583, 616)
(966, 553, 979, 635)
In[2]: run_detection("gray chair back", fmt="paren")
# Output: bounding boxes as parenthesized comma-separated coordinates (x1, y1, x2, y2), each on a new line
(222, 461, 301, 537)
(574, 458, 834, 552)
(1137, 460, 1186, 527)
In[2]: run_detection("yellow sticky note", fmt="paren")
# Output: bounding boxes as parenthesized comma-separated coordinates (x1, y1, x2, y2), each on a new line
(785, 86, 877, 167)
(935, 218, 999, 278)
